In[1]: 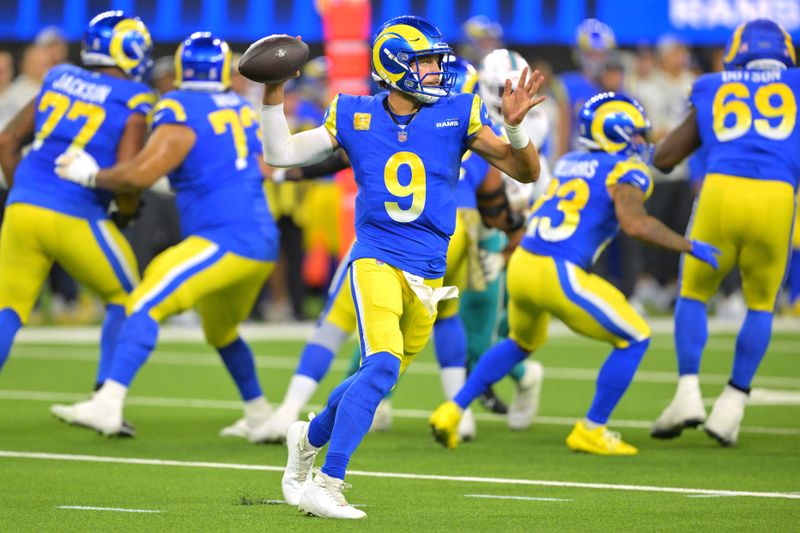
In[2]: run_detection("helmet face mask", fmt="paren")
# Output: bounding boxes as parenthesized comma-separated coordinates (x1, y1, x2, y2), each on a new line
(372, 16, 456, 104)
(175, 32, 232, 92)
(81, 10, 153, 82)
(478, 49, 529, 125)
(723, 18, 796, 71)
(578, 92, 653, 161)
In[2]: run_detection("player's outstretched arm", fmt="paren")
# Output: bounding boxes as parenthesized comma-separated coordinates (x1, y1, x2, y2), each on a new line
(469, 67, 546, 183)
(56, 121, 195, 193)
(612, 183, 720, 268)
(260, 82, 338, 168)
(0, 98, 36, 187)
(652, 107, 701, 173)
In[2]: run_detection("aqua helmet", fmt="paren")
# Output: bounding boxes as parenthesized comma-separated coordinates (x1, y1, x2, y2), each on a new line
(371, 15, 456, 104)
(577, 92, 653, 161)
(723, 18, 796, 70)
(174, 32, 232, 92)
(81, 11, 153, 82)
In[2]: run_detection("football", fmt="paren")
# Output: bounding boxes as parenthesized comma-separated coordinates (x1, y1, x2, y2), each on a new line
(238, 34, 309, 84)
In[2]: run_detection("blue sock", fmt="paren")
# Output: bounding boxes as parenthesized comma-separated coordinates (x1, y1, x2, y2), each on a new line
(296, 343, 335, 382)
(95, 304, 125, 388)
(307, 373, 358, 448)
(731, 310, 773, 391)
(434, 315, 467, 368)
(454, 339, 529, 409)
(107, 312, 159, 387)
(0, 309, 22, 371)
(674, 297, 707, 375)
(218, 337, 262, 401)
(586, 339, 650, 425)
(321, 352, 400, 480)
(789, 250, 800, 305)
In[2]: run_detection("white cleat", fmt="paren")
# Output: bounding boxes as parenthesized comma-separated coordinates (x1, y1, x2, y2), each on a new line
(369, 399, 392, 432)
(221, 401, 273, 439)
(458, 407, 476, 441)
(298, 471, 366, 520)
(282, 421, 320, 506)
(250, 407, 297, 443)
(704, 384, 748, 447)
(651, 375, 707, 439)
(508, 360, 543, 430)
(51, 398, 122, 436)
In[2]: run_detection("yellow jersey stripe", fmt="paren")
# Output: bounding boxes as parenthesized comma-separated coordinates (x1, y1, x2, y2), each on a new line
(127, 92, 157, 111)
(324, 94, 340, 139)
(605, 159, 654, 200)
(467, 94, 484, 137)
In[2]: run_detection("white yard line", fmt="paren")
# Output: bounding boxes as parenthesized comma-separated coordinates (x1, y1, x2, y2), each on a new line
(1, 450, 797, 500)
(8, 349, 800, 388)
(14, 317, 800, 343)
(465, 494, 573, 502)
(1, 389, 798, 435)
(56, 505, 161, 513)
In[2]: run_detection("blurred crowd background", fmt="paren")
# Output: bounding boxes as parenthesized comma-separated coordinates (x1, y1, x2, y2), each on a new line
(1, 0, 797, 325)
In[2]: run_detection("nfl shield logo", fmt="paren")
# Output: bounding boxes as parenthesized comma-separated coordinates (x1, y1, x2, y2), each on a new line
(398, 128, 408, 142)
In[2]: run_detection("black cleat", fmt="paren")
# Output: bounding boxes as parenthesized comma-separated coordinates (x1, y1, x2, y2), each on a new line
(478, 387, 508, 415)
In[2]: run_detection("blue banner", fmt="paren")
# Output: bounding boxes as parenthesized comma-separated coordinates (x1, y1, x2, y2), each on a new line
(2, 0, 800, 45)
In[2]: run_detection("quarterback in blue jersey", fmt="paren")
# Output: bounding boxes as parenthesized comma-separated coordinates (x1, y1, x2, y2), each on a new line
(250, 56, 529, 445)
(651, 19, 799, 446)
(51, 33, 278, 438)
(260, 16, 545, 518)
(0, 11, 154, 430)
(430, 92, 720, 455)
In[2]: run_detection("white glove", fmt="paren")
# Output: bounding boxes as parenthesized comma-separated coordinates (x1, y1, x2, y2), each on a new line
(479, 250, 506, 283)
(55, 149, 99, 188)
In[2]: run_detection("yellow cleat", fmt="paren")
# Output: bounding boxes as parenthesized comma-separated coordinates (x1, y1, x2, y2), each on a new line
(566, 420, 638, 456)
(429, 401, 462, 449)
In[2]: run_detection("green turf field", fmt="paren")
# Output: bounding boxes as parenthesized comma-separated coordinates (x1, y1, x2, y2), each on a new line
(1, 328, 798, 531)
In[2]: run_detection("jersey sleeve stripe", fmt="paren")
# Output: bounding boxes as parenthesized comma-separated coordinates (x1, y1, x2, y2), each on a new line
(151, 98, 188, 123)
(127, 92, 158, 112)
(605, 159, 654, 199)
(324, 94, 340, 139)
(467, 94, 484, 137)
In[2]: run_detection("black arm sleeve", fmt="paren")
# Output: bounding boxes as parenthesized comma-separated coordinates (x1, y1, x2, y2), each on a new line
(297, 148, 351, 180)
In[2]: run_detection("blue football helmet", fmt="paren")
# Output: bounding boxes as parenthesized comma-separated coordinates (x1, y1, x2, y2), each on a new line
(81, 11, 153, 82)
(371, 15, 456, 104)
(443, 56, 479, 95)
(175, 32, 232, 92)
(723, 18, 796, 70)
(574, 18, 616, 79)
(577, 92, 653, 161)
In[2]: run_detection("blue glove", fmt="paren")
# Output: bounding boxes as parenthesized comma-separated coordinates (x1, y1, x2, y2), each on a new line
(689, 240, 721, 269)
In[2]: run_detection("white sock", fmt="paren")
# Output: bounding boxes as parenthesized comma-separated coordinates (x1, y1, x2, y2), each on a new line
(676, 374, 700, 397)
(94, 380, 127, 409)
(440, 367, 466, 400)
(244, 396, 272, 422)
(279, 374, 319, 417)
(583, 418, 602, 430)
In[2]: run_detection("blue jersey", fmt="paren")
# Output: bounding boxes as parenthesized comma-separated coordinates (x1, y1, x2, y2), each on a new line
(456, 124, 504, 209)
(558, 71, 600, 150)
(324, 91, 492, 278)
(9, 64, 155, 220)
(692, 69, 800, 189)
(151, 90, 278, 261)
(522, 151, 653, 269)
